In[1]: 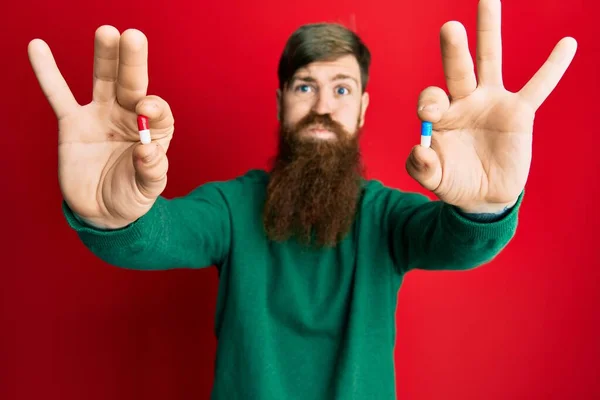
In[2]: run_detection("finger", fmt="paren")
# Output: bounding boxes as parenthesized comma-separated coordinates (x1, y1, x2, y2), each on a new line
(476, 0, 503, 87)
(117, 29, 149, 111)
(135, 95, 175, 131)
(518, 37, 578, 111)
(417, 86, 451, 123)
(93, 25, 120, 103)
(405, 145, 442, 192)
(133, 142, 168, 199)
(27, 39, 79, 120)
(440, 21, 477, 100)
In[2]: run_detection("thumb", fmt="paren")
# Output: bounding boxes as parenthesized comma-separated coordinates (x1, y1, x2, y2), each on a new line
(135, 95, 175, 131)
(132, 142, 169, 199)
(405, 144, 442, 192)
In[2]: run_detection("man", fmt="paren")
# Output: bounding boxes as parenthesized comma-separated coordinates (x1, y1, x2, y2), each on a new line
(27, 0, 576, 398)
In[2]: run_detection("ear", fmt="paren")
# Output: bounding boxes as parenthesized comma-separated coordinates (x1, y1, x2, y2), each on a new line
(359, 91, 370, 128)
(276, 89, 282, 121)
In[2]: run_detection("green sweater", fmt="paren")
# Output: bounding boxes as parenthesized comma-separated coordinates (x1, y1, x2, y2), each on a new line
(63, 169, 521, 400)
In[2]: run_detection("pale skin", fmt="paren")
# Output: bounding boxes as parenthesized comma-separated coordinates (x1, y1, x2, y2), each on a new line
(276, 55, 369, 141)
(28, 26, 174, 229)
(27, 0, 577, 229)
(407, 0, 577, 213)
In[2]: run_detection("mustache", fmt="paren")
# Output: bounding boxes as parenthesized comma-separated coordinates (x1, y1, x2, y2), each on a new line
(293, 112, 347, 136)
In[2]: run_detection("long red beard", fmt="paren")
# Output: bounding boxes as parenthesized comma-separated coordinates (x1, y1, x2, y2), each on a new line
(263, 111, 364, 247)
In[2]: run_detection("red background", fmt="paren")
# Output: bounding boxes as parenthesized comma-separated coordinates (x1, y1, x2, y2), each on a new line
(2, 0, 598, 399)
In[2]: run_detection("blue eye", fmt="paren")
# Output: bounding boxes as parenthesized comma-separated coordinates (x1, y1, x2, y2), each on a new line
(337, 87, 349, 95)
(297, 84, 311, 92)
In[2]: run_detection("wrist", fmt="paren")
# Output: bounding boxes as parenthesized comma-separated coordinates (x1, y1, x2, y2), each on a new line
(71, 211, 132, 231)
(457, 198, 519, 215)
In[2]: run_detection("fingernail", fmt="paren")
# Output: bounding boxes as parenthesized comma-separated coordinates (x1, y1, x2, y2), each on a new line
(411, 155, 426, 171)
(140, 102, 157, 112)
(421, 104, 438, 112)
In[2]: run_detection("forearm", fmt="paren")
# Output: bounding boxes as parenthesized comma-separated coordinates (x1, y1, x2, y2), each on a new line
(392, 191, 523, 273)
(63, 185, 231, 271)
(64, 197, 170, 270)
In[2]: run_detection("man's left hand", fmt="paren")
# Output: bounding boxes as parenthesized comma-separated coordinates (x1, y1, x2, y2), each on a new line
(406, 0, 578, 213)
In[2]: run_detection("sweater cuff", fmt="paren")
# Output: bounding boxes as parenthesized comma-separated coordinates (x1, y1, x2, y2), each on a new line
(62, 200, 159, 251)
(441, 191, 524, 241)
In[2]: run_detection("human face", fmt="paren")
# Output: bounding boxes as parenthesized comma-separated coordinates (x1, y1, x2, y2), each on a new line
(277, 54, 370, 141)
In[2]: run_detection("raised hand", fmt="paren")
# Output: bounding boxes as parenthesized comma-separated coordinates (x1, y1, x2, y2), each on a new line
(28, 26, 174, 228)
(406, 0, 577, 213)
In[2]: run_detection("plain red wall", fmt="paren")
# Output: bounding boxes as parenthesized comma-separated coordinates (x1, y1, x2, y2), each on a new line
(2, 0, 598, 398)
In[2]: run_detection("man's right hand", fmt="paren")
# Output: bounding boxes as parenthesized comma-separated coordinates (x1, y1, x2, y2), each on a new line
(28, 25, 174, 229)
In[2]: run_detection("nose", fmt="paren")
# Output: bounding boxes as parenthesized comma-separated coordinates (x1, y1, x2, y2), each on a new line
(313, 91, 334, 115)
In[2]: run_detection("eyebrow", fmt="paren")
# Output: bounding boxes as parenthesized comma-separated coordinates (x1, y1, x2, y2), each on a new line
(291, 73, 359, 87)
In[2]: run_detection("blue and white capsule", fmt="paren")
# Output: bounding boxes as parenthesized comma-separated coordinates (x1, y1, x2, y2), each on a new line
(420, 121, 432, 148)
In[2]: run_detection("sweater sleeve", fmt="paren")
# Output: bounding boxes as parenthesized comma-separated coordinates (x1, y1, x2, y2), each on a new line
(386, 188, 523, 274)
(62, 182, 232, 271)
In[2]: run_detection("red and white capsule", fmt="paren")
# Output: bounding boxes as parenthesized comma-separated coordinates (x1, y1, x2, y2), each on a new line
(137, 115, 151, 144)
